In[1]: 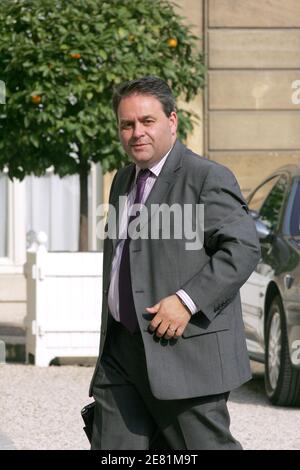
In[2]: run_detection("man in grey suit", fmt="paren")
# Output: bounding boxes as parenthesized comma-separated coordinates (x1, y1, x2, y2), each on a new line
(89, 76, 261, 450)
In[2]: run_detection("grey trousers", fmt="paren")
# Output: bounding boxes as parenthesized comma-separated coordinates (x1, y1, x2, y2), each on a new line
(91, 318, 242, 450)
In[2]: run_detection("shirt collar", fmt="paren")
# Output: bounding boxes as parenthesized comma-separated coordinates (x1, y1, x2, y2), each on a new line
(135, 146, 173, 181)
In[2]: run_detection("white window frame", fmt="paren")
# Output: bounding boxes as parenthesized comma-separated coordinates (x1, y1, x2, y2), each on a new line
(0, 173, 26, 273)
(0, 163, 103, 274)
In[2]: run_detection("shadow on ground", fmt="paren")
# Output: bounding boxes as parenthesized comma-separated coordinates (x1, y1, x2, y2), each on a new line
(229, 360, 271, 406)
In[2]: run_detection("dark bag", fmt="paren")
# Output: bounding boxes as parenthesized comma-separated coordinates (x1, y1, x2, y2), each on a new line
(81, 401, 95, 444)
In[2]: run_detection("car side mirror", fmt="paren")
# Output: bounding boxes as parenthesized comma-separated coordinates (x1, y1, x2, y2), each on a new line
(255, 218, 273, 241)
(249, 209, 259, 220)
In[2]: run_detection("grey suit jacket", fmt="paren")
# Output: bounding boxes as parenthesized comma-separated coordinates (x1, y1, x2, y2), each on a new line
(89, 140, 261, 400)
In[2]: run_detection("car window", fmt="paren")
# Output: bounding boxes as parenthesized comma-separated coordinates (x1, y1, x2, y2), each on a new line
(259, 174, 288, 231)
(248, 176, 280, 213)
(290, 182, 300, 236)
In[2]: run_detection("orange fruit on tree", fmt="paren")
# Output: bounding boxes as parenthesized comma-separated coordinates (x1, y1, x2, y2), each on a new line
(31, 95, 42, 104)
(69, 52, 81, 59)
(167, 37, 177, 48)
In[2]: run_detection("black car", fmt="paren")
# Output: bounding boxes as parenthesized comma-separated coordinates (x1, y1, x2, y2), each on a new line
(240, 165, 300, 406)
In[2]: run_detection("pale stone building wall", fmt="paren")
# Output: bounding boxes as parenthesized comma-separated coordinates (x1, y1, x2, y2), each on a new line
(205, 0, 300, 195)
(174, 0, 204, 156)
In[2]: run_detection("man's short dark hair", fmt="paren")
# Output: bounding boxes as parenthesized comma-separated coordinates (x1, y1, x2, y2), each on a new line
(112, 76, 176, 118)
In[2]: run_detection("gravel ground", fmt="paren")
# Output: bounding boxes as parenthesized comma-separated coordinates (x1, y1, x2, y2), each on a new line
(0, 361, 299, 450)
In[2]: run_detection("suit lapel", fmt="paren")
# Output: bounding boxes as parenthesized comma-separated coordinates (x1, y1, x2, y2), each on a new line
(139, 139, 184, 232)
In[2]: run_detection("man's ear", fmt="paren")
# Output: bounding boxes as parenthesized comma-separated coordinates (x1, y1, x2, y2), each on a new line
(169, 111, 178, 136)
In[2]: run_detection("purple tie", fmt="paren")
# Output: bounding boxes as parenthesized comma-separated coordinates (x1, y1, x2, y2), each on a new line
(118, 169, 151, 333)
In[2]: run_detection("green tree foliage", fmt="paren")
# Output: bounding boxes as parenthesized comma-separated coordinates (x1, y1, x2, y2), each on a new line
(0, 0, 205, 249)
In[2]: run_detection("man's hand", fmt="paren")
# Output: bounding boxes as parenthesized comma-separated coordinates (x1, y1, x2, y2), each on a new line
(146, 295, 192, 339)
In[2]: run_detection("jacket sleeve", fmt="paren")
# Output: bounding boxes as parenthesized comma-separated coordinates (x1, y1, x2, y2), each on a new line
(181, 162, 261, 323)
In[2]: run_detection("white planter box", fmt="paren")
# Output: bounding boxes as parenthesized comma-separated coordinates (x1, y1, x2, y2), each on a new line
(24, 237, 102, 366)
